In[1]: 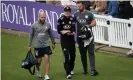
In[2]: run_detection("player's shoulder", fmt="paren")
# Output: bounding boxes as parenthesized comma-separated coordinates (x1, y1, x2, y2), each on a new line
(84, 11, 94, 18)
(31, 21, 39, 27)
(58, 14, 65, 21)
(69, 16, 75, 21)
(32, 21, 38, 25)
(85, 10, 93, 14)
(45, 22, 51, 26)
(75, 10, 80, 13)
(45, 22, 48, 25)
(74, 10, 80, 15)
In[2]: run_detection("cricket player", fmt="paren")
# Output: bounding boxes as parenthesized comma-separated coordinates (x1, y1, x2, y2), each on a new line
(57, 6, 76, 79)
(74, 1, 98, 76)
(28, 11, 56, 80)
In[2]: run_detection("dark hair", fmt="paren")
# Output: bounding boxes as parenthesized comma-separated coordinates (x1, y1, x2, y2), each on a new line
(77, 1, 85, 5)
(64, 6, 71, 12)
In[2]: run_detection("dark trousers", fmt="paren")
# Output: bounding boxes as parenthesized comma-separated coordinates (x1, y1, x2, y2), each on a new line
(61, 40, 76, 75)
(77, 39, 95, 72)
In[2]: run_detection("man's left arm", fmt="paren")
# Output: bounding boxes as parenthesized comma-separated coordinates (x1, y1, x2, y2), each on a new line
(48, 24, 56, 49)
(87, 13, 96, 28)
(89, 19, 96, 28)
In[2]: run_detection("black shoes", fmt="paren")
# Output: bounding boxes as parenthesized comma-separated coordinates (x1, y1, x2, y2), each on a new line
(83, 70, 98, 76)
(91, 70, 98, 76)
(83, 71, 88, 75)
(67, 74, 72, 79)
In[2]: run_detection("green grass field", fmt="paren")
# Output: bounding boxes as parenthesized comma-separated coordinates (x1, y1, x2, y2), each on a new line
(1, 33, 133, 80)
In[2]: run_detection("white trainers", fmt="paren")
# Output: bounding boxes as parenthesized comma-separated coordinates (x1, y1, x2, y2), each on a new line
(70, 71, 74, 75)
(67, 74, 72, 79)
(44, 75, 50, 80)
(37, 71, 42, 78)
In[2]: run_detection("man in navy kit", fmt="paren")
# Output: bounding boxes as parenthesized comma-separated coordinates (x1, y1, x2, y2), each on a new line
(57, 6, 76, 79)
(74, 1, 98, 76)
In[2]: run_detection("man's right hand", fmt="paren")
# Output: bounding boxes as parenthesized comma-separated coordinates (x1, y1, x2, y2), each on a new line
(70, 32, 75, 35)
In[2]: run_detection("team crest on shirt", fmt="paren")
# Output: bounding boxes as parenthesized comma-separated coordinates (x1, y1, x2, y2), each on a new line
(70, 17, 73, 20)
(44, 26, 48, 31)
(45, 26, 48, 29)
(76, 16, 79, 20)
(85, 15, 88, 19)
(62, 22, 65, 24)
(69, 21, 71, 24)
